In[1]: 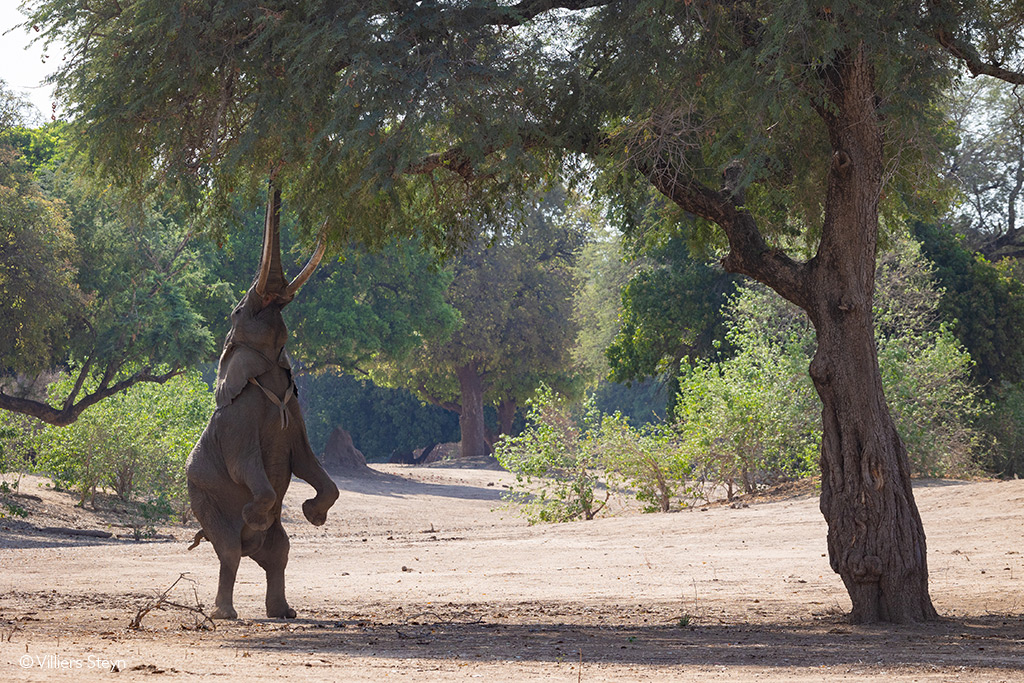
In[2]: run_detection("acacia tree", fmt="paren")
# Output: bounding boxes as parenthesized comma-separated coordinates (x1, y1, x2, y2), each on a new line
(28, 0, 1024, 623)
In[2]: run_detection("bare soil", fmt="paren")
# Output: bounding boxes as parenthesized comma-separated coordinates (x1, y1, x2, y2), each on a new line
(1, 465, 1023, 681)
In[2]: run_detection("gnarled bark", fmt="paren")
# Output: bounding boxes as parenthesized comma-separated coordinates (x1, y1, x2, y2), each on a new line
(644, 46, 937, 623)
(803, 47, 936, 623)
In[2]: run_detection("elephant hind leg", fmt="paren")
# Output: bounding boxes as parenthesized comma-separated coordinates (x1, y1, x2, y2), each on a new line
(202, 524, 241, 620)
(189, 483, 243, 620)
(250, 521, 295, 619)
(211, 547, 241, 620)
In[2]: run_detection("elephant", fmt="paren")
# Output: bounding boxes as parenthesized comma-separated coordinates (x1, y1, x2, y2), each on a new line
(186, 187, 339, 620)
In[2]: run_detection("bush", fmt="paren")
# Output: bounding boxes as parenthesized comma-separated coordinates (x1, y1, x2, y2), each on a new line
(494, 387, 610, 523)
(496, 386, 699, 520)
(33, 369, 213, 518)
(673, 237, 984, 488)
(977, 382, 1024, 478)
(674, 338, 820, 499)
(596, 413, 692, 512)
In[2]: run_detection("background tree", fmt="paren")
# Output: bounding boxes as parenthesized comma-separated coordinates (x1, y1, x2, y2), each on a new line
(606, 231, 734, 416)
(912, 221, 1024, 389)
(571, 231, 633, 381)
(571, 226, 668, 425)
(0, 93, 226, 426)
(943, 79, 1024, 258)
(0, 101, 80, 379)
(377, 189, 585, 458)
(912, 221, 1024, 477)
(288, 238, 458, 375)
(29, 0, 1024, 623)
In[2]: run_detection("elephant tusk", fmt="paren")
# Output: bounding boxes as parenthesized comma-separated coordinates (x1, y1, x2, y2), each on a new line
(284, 220, 328, 298)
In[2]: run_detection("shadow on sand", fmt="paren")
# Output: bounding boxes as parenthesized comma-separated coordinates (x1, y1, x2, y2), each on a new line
(215, 608, 1024, 672)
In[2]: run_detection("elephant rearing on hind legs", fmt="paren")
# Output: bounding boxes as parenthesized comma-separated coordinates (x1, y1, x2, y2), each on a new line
(187, 188, 339, 620)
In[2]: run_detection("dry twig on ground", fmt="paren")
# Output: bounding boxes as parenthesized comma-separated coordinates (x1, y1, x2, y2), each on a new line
(129, 573, 215, 631)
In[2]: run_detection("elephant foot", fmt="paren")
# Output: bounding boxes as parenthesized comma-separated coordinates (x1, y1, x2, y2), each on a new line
(242, 502, 273, 531)
(302, 499, 329, 526)
(210, 605, 238, 620)
(267, 604, 296, 619)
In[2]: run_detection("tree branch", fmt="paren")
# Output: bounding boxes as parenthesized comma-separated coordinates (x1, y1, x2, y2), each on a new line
(404, 131, 547, 180)
(405, 146, 481, 181)
(930, 3, 1024, 85)
(416, 383, 462, 414)
(639, 159, 810, 309)
(61, 356, 94, 412)
(0, 367, 184, 427)
(447, 0, 615, 29)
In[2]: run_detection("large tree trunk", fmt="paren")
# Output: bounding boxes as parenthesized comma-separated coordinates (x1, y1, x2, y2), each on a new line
(643, 45, 937, 624)
(803, 47, 937, 624)
(456, 363, 489, 458)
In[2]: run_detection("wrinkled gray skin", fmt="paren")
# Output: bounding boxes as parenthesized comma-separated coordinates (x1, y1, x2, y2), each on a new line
(186, 190, 338, 620)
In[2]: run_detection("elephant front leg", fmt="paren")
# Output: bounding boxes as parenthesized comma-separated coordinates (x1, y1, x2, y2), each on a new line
(291, 435, 339, 527)
(236, 450, 278, 531)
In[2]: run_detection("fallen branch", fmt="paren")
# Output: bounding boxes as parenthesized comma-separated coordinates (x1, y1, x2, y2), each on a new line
(129, 573, 215, 631)
(39, 526, 112, 539)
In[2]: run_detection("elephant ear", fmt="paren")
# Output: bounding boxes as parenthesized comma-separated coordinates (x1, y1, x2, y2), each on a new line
(215, 345, 274, 408)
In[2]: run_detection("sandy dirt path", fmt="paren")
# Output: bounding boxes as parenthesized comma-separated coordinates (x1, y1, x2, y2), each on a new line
(1, 465, 1022, 681)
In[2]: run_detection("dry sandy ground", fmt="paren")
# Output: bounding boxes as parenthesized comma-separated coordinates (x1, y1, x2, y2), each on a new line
(0, 464, 1022, 682)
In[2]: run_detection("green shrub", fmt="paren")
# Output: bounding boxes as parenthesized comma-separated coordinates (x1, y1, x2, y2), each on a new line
(596, 413, 692, 512)
(674, 337, 820, 500)
(495, 387, 610, 523)
(674, 237, 984, 488)
(33, 369, 213, 518)
(496, 386, 698, 519)
(977, 382, 1024, 478)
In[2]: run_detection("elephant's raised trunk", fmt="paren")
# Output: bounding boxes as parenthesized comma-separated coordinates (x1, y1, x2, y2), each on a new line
(253, 186, 327, 301)
(254, 187, 287, 298)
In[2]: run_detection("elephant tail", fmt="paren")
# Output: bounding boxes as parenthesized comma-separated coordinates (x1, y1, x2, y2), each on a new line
(187, 529, 206, 551)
